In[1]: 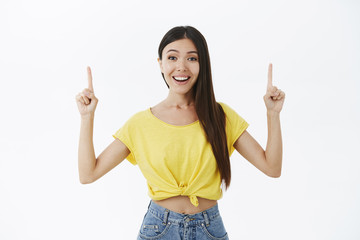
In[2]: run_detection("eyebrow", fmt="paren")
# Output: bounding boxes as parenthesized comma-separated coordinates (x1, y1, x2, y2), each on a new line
(166, 49, 198, 54)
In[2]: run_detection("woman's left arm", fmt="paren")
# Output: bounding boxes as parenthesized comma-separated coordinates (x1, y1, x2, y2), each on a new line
(234, 63, 285, 177)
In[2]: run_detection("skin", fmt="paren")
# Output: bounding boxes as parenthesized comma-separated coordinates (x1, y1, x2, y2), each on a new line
(76, 39, 285, 215)
(151, 39, 200, 126)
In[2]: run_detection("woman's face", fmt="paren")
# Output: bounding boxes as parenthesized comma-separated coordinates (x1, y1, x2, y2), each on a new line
(158, 38, 200, 96)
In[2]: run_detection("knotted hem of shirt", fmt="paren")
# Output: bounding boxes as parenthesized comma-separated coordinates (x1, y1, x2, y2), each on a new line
(189, 195, 199, 207)
(178, 182, 199, 207)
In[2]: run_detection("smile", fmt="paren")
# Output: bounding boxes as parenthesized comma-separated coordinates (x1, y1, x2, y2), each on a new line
(172, 76, 190, 82)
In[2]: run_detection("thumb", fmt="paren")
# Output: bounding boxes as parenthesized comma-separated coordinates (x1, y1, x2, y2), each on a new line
(88, 92, 98, 102)
(87, 93, 98, 108)
(263, 92, 272, 100)
(85, 91, 95, 99)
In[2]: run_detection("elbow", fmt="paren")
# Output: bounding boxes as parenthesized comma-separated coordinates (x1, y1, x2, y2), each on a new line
(268, 171, 281, 178)
(265, 167, 282, 178)
(79, 175, 95, 184)
(80, 179, 92, 184)
(264, 157, 282, 178)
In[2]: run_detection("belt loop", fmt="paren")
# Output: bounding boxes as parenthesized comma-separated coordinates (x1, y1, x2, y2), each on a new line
(203, 210, 210, 227)
(162, 209, 169, 225)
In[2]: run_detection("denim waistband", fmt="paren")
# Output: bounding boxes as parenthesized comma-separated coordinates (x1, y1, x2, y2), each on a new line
(147, 200, 220, 227)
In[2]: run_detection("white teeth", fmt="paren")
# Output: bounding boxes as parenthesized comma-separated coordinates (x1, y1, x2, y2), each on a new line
(174, 76, 190, 81)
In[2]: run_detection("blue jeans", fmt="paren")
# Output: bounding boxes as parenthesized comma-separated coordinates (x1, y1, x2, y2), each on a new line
(137, 200, 229, 240)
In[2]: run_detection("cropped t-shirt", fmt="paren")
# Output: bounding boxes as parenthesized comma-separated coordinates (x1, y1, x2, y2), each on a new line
(112, 102, 249, 207)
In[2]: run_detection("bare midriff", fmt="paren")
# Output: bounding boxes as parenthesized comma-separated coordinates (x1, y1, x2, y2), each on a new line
(153, 195, 217, 214)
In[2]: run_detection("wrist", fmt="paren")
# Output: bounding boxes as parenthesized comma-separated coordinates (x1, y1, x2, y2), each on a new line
(81, 113, 95, 120)
(267, 110, 280, 118)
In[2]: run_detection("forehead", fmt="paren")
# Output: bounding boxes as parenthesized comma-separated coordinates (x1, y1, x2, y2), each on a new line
(163, 38, 197, 54)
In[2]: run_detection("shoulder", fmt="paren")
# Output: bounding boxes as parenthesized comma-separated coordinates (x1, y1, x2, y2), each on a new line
(218, 102, 230, 110)
(123, 108, 151, 127)
(217, 102, 249, 143)
(218, 101, 248, 124)
(218, 102, 237, 117)
(149, 100, 168, 116)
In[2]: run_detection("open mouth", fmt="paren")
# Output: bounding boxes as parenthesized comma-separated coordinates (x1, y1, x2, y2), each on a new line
(172, 76, 190, 83)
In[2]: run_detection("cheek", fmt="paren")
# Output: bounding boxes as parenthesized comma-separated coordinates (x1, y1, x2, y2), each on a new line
(191, 64, 200, 76)
(161, 62, 173, 73)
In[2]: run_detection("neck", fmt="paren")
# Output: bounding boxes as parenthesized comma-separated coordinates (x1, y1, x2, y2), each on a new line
(164, 91, 195, 109)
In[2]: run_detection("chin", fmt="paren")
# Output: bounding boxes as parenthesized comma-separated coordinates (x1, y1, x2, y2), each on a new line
(171, 89, 192, 95)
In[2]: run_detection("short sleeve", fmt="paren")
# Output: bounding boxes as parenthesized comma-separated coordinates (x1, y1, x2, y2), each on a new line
(112, 117, 137, 165)
(219, 102, 249, 155)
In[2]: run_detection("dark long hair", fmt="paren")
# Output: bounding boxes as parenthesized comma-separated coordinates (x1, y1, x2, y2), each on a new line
(158, 26, 231, 189)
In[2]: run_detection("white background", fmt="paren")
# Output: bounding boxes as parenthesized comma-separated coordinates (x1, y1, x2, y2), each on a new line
(1, 0, 359, 239)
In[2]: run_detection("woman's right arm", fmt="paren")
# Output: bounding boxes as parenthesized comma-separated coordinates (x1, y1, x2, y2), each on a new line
(76, 67, 130, 184)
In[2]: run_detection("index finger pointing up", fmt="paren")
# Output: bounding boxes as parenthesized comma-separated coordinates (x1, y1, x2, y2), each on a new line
(267, 63, 273, 89)
(87, 66, 94, 92)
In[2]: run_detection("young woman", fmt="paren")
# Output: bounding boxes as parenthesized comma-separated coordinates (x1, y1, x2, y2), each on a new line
(76, 26, 285, 240)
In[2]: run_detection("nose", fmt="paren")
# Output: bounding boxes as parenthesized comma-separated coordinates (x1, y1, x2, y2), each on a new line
(176, 59, 187, 71)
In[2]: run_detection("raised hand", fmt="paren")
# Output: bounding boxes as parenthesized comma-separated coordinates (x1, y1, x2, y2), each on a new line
(75, 66, 99, 117)
(263, 63, 285, 113)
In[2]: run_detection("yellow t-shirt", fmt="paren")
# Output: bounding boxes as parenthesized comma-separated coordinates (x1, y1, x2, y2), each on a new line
(112, 102, 249, 207)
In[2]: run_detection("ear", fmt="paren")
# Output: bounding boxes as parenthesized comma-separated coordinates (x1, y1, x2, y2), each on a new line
(157, 58, 163, 72)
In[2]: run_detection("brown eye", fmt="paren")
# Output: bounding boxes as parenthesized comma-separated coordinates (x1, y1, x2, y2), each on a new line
(168, 56, 177, 60)
(188, 57, 197, 61)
